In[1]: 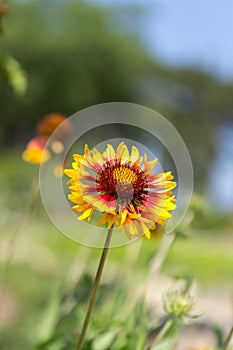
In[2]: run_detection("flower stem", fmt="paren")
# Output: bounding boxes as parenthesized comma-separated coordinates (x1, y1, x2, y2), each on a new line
(147, 317, 174, 349)
(154, 318, 173, 344)
(76, 227, 113, 350)
(223, 326, 233, 350)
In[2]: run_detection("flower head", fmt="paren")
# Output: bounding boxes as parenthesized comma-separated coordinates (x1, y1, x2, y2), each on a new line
(163, 289, 200, 320)
(22, 112, 69, 166)
(64, 142, 176, 239)
(0, 0, 8, 18)
(22, 136, 50, 164)
(36, 113, 70, 139)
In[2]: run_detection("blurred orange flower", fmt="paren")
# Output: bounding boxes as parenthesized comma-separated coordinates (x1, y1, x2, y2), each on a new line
(0, 0, 8, 17)
(36, 113, 71, 140)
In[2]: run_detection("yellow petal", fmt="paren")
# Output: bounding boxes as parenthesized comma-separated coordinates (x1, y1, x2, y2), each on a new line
(164, 171, 174, 180)
(116, 142, 125, 159)
(129, 221, 138, 236)
(73, 154, 83, 164)
(78, 208, 93, 220)
(107, 214, 116, 229)
(64, 169, 76, 178)
(92, 148, 104, 164)
(121, 144, 129, 162)
(165, 181, 177, 191)
(84, 144, 90, 156)
(144, 230, 151, 239)
(144, 159, 158, 174)
(121, 210, 128, 225)
(165, 201, 176, 210)
(130, 146, 139, 163)
(106, 144, 115, 160)
(98, 214, 107, 227)
(159, 209, 172, 218)
(136, 155, 143, 166)
(150, 223, 156, 230)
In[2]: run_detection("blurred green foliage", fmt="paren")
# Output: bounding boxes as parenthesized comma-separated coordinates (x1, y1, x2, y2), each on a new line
(0, 0, 233, 188)
(0, 1, 233, 349)
(0, 0, 153, 143)
(0, 52, 27, 94)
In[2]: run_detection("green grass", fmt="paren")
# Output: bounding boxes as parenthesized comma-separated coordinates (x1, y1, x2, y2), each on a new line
(0, 149, 233, 349)
(162, 231, 233, 284)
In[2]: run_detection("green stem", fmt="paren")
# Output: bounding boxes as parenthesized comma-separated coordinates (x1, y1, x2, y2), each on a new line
(223, 326, 233, 350)
(147, 317, 174, 349)
(76, 227, 113, 350)
(154, 318, 173, 344)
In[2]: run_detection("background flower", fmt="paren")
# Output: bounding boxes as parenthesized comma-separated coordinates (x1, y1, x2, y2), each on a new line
(36, 113, 71, 140)
(22, 112, 69, 166)
(21, 136, 50, 164)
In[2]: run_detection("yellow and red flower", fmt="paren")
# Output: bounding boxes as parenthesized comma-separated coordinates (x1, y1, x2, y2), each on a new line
(64, 142, 176, 239)
(22, 112, 69, 166)
(22, 136, 50, 164)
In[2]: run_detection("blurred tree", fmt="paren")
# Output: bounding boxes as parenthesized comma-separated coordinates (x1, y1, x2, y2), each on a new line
(0, 0, 233, 189)
(0, 0, 27, 107)
(0, 0, 154, 145)
(139, 65, 233, 187)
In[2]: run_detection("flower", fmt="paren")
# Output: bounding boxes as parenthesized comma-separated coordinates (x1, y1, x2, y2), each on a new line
(22, 136, 50, 164)
(36, 113, 71, 140)
(163, 289, 200, 320)
(22, 112, 69, 166)
(64, 142, 176, 239)
(0, 0, 8, 18)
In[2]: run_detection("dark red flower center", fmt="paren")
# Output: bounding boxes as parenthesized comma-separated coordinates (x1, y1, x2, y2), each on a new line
(97, 161, 148, 208)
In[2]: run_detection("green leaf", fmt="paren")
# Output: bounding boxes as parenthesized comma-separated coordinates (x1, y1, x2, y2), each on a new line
(2, 54, 28, 94)
(35, 334, 65, 350)
(35, 288, 63, 343)
(150, 337, 177, 350)
(136, 299, 148, 328)
(135, 333, 148, 350)
(109, 288, 127, 318)
(92, 329, 119, 350)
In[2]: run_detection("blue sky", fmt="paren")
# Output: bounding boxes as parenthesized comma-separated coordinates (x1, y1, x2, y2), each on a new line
(146, 0, 233, 79)
(89, 0, 233, 210)
(90, 0, 233, 80)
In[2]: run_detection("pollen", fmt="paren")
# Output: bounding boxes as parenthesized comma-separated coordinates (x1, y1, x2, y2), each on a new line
(97, 162, 147, 208)
(113, 166, 138, 184)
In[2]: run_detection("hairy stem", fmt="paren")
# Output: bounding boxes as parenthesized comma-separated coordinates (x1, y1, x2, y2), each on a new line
(76, 227, 113, 350)
(223, 326, 233, 350)
(147, 318, 174, 349)
(155, 318, 173, 343)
